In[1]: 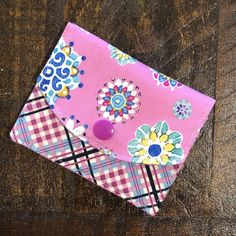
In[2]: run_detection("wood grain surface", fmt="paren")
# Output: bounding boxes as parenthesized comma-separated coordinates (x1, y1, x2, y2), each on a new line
(0, 0, 235, 235)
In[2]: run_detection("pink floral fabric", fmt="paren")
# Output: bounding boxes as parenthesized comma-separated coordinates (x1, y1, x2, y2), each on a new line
(36, 22, 215, 166)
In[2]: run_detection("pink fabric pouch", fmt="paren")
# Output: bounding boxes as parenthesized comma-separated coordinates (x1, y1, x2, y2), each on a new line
(10, 22, 215, 216)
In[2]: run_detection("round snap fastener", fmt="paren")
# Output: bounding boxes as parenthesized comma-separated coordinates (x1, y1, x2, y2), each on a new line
(93, 119, 114, 140)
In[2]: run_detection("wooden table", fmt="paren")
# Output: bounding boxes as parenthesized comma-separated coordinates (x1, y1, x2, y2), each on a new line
(0, 0, 235, 235)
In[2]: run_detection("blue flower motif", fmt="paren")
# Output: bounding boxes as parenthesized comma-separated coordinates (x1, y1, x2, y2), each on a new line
(37, 38, 86, 107)
(173, 99, 192, 120)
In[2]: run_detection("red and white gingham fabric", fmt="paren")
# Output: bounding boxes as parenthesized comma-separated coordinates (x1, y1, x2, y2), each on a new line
(11, 85, 181, 216)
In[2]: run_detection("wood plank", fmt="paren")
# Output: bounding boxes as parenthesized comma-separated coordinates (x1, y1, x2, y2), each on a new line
(211, 0, 236, 217)
(0, 0, 236, 235)
(1, 213, 236, 236)
(0, 0, 47, 213)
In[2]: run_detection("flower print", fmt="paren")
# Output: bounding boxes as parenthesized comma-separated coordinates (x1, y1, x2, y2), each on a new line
(97, 78, 141, 123)
(37, 38, 86, 108)
(152, 69, 182, 91)
(109, 45, 137, 66)
(128, 121, 184, 165)
(173, 99, 192, 120)
(64, 115, 88, 140)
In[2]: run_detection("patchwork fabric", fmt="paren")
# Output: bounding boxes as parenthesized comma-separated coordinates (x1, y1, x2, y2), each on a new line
(11, 86, 181, 216)
(11, 22, 215, 216)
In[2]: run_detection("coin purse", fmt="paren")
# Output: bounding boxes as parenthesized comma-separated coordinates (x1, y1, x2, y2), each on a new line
(10, 22, 215, 216)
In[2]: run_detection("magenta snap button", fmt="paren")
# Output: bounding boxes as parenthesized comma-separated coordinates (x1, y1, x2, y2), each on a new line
(93, 119, 114, 140)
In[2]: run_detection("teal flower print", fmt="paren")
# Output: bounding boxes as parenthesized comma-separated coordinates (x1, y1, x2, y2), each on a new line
(109, 45, 137, 66)
(128, 121, 184, 165)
